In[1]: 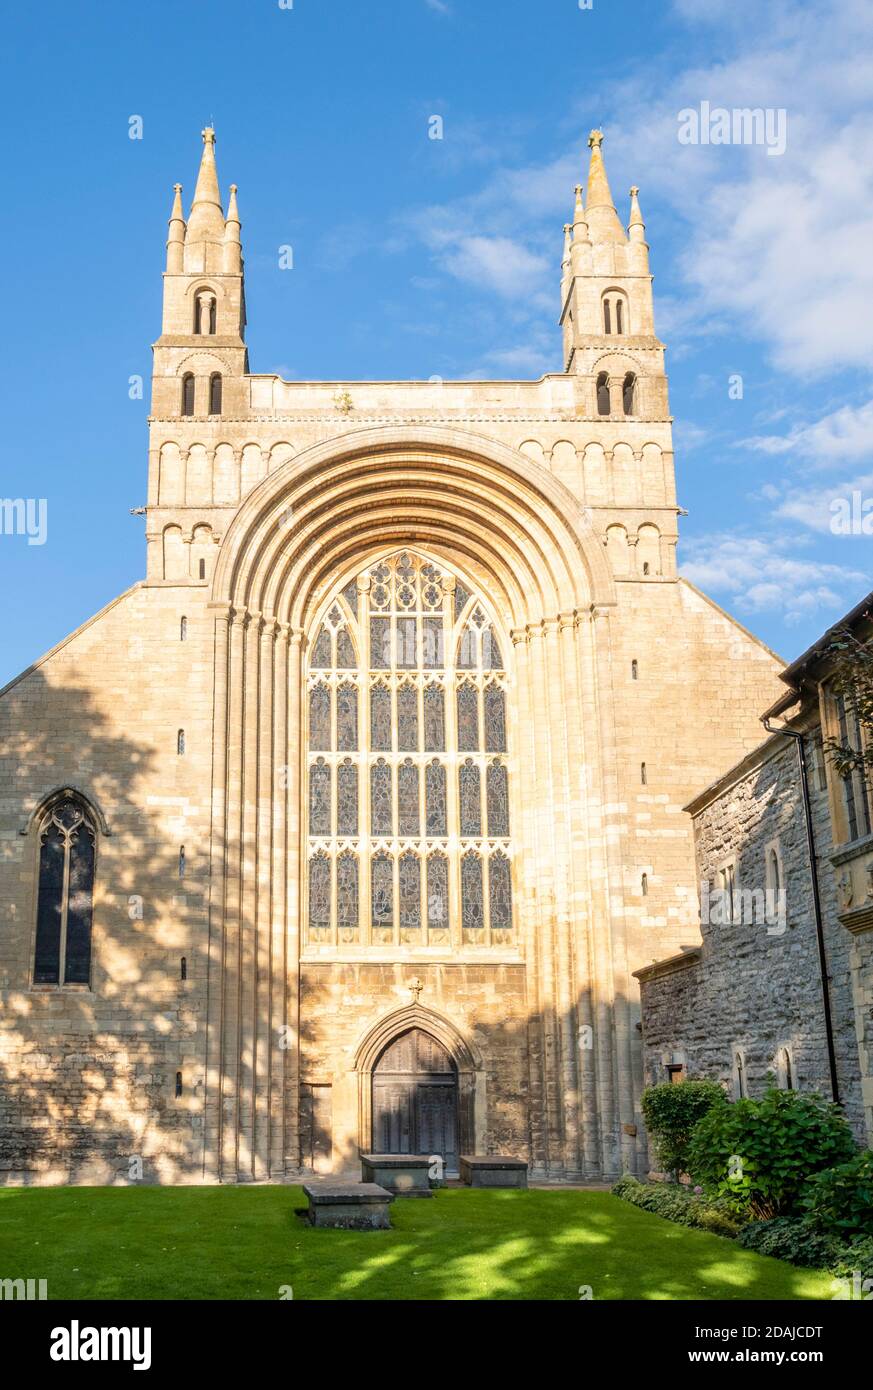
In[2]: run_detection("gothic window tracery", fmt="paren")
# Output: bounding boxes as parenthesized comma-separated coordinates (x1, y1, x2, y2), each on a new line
(304, 551, 513, 946)
(33, 796, 97, 986)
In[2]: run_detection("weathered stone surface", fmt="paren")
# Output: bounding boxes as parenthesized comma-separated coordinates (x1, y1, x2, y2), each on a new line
(360, 1154, 433, 1196)
(460, 1155, 528, 1188)
(303, 1181, 393, 1229)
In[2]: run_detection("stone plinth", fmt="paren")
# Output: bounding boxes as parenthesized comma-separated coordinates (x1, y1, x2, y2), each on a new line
(459, 1155, 528, 1188)
(360, 1153, 433, 1196)
(302, 1181, 393, 1229)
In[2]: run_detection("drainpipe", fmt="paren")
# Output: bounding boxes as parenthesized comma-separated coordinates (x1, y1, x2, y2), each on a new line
(761, 715, 841, 1106)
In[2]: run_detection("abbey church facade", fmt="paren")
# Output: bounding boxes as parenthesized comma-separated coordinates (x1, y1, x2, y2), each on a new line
(0, 129, 787, 1184)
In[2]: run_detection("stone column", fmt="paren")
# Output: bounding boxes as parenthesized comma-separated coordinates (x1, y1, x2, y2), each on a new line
(203, 604, 231, 1180)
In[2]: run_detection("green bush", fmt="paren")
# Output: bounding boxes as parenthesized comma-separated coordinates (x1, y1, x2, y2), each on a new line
(737, 1217, 841, 1269)
(640, 1079, 727, 1179)
(686, 1085, 857, 1220)
(801, 1149, 873, 1238)
(612, 1174, 745, 1238)
(831, 1236, 873, 1287)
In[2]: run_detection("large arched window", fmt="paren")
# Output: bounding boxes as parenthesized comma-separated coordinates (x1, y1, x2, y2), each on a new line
(33, 795, 96, 986)
(596, 371, 610, 416)
(181, 373, 195, 417)
(209, 373, 222, 415)
(305, 551, 513, 948)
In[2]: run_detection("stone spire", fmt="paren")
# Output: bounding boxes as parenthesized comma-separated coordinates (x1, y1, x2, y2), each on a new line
(628, 185, 646, 242)
(570, 182, 591, 276)
(223, 182, 242, 273)
(166, 183, 186, 273)
(186, 126, 225, 244)
(585, 130, 625, 243)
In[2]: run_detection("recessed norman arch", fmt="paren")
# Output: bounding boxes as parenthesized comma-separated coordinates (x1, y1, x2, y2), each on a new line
(210, 425, 617, 630)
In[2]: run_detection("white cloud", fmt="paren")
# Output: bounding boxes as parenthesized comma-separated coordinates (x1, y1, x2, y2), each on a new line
(425, 0, 451, 13)
(742, 399, 873, 467)
(435, 234, 550, 299)
(680, 532, 867, 622)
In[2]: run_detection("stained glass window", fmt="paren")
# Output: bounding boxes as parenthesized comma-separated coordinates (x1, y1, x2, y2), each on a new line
(337, 682, 358, 751)
(309, 853, 330, 934)
(487, 760, 509, 837)
(399, 851, 421, 934)
(397, 685, 418, 751)
(485, 683, 507, 752)
(457, 683, 479, 751)
(427, 854, 449, 936)
(336, 627, 356, 669)
(311, 625, 332, 668)
(306, 552, 513, 944)
(425, 759, 447, 837)
(461, 853, 484, 931)
(371, 759, 392, 837)
(459, 759, 481, 837)
(371, 853, 393, 930)
(309, 684, 330, 751)
(337, 758, 358, 837)
(309, 758, 331, 836)
(398, 759, 420, 838)
(370, 683, 391, 751)
(424, 684, 445, 751)
(337, 852, 358, 935)
(489, 851, 512, 933)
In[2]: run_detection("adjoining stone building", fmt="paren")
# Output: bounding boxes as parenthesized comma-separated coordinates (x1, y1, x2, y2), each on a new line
(637, 593, 873, 1149)
(0, 127, 789, 1186)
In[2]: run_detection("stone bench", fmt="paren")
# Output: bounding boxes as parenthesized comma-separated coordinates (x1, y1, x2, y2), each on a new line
(302, 1181, 393, 1229)
(459, 1155, 528, 1189)
(360, 1153, 434, 1197)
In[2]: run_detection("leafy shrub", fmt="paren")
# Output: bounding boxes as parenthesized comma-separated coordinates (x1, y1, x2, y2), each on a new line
(801, 1149, 873, 1238)
(611, 1174, 745, 1238)
(737, 1217, 841, 1269)
(687, 1085, 857, 1220)
(640, 1080, 727, 1179)
(831, 1236, 873, 1286)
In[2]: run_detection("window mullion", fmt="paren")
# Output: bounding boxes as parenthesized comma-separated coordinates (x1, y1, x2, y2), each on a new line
(58, 830, 72, 985)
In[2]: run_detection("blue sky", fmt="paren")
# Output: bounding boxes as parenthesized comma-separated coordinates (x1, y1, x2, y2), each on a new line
(1, 0, 871, 686)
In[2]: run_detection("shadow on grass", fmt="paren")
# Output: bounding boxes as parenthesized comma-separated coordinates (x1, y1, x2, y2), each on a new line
(0, 1186, 835, 1301)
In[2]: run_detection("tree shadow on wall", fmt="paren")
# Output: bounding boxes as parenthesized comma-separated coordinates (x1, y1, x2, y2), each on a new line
(0, 664, 210, 1186)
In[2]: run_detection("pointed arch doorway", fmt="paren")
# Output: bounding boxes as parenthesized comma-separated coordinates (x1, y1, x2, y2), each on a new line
(372, 1027, 459, 1173)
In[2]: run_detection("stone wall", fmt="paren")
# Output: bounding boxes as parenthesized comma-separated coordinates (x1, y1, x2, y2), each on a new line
(637, 725, 865, 1144)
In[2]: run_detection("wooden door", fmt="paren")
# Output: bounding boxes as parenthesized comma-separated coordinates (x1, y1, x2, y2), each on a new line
(372, 1029, 459, 1172)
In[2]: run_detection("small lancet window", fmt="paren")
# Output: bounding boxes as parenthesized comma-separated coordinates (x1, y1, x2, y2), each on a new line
(180, 956, 187, 980)
(603, 299, 612, 334)
(209, 373, 222, 415)
(641, 762, 647, 785)
(631, 659, 639, 680)
(175, 1071, 183, 1097)
(177, 729, 185, 755)
(179, 845, 185, 879)
(616, 299, 624, 334)
(641, 872, 648, 896)
(180, 616, 187, 641)
(181, 374, 195, 417)
(622, 371, 637, 416)
(596, 371, 610, 416)
(198, 559, 206, 580)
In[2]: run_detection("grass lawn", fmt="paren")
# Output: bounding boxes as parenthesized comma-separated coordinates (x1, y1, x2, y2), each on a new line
(0, 1185, 835, 1301)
